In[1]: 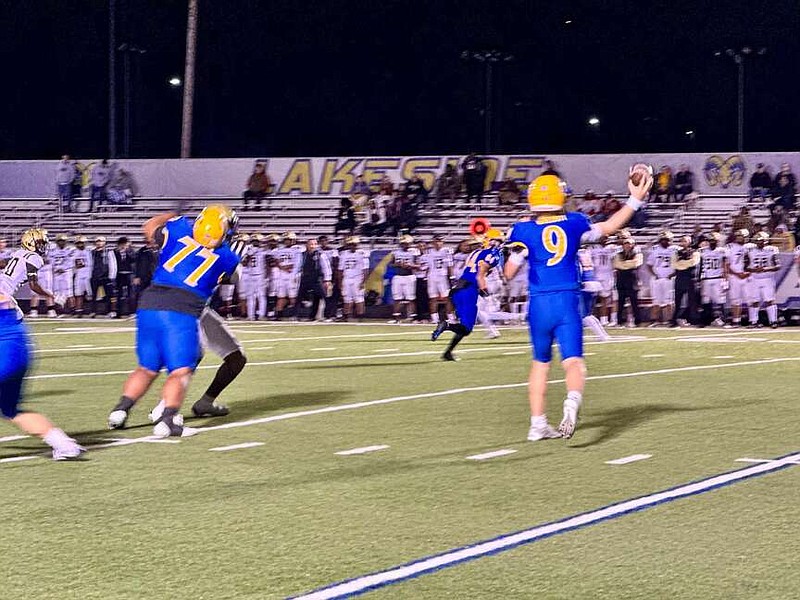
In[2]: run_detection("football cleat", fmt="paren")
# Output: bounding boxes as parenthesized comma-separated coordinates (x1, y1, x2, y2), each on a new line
(152, 414, 198, 438)
(107, 410, 129, 429)
(191, 399, 230, 418)
(148, 400, 165, 423)
(52, 441, 85, 461)
(441, 351, 458, 362)
(431, 320, 448, 341)
(558, 401, 580, 439)
(527, 422, 562, 441)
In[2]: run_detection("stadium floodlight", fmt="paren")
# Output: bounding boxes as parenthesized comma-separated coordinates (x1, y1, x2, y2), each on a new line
(461, 49, 514, 153)
(685, 130, 694, 136)
(714, 45, 767, 151)
(588, 116, 600, 127)
(169, 77, 182, 87)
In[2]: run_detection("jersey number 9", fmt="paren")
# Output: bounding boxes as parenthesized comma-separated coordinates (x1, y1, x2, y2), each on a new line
(542, 225, 567, 266)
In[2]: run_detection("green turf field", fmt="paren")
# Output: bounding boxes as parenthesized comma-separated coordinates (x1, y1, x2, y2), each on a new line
(2, 320, 799, 599)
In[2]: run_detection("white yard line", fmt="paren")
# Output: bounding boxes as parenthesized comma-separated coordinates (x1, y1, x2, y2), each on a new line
(735, 457, 800, 465)
(291, 452, 800, 600)
(335, 445, 390, 456)
(711, 355, 734, 359)
(34, 345, 134, 354)
(248, 346, 274, 351)
(209, 442, 265, 452)
(0, 435, 30, 443)
(502, 351, 527, 356)
(466, 449, 517, 461)
(0, 456, 40, 464)
(310, 347, 338, 351)
(605, 454, 652, 465)
(641, 354, 664, 358)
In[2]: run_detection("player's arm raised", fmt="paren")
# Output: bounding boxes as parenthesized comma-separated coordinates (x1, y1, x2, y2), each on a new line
(142, 212, 178, 243)
(593, 174, 653, 238)
(477, 260, 490, 295)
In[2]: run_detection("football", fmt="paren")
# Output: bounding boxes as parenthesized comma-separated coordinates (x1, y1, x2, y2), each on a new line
(629, 163, 653, 186)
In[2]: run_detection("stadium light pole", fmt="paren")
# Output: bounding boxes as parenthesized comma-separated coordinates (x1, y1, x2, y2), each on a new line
(108, 0, 117, 158)
(715, 46, 767, 152)
(461, 50, 514, 154)
(180, 0, 199, 158)
(118, 43, 146, 158)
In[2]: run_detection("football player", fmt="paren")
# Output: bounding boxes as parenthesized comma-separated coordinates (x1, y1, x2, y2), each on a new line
(318, 235, 340, 321)
(506, 247, 529, 317)
(338, 236, 369, 321)
(725, 228, 752, 327)
(646, 231, 677, 326)
(699, 231, 727, 327)
(425, 235, 453, 325)
(745, 231, 779, 328)
(504, 171, 651, 441)
(578, 247, 610, 341)
(390, 234, 418, 322)
(241, 234, 269, 320)
(107, 205, 241, 437)
(72, 236, 93, 316)
(29, 236, 56, 318)
(0, 238, 12, 269)
(589, 237, 618, 326)
(50, 234, 75, 315)
(274, 231, 302, 319)
(263, 233, 281, 318)
(431, 230, 504, 360)
(0, 229, 82, 459)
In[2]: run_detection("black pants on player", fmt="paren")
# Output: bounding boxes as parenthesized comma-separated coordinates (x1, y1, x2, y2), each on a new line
(616, 282, 641, 326)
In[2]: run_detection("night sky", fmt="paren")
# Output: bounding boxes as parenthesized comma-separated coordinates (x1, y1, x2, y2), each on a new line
(1, 0, 798, 160)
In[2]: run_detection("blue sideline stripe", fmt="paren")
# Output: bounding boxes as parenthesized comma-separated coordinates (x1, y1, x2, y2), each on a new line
(290, 451, 800, 599)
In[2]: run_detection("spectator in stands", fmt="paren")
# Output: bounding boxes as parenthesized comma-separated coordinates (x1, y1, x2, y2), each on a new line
(731, 206, 754, 236)
(133, 237, 159, 309)
(350, 174, 371, 210)
(579, 190, 601, 219)
(114, 236, 135, 317)
(541, 159, 561, 177)
(56, 154, 76, 213)
(435, 164, 461, 202)
(772, 173, 796, 211)
(771, 224, 795, 251)
(297, 238, 332, 321)
(749, 163, 772, 204)
(766, 205, 787, 233)
(498, 178, 522, 206)
(690, 224, 706, 249)
(243, 162, 271, 211)
(379, 175, 395, 195)
(71, 158, 84, 204)
(362, 196, 388, 237)
(613, 237, 643, 327)
(334, 198, 356, 235)
(392, 194, 418, 234)
(778, 162, 797, 190)
(598, 192, 620, 221)
(674, 164, 694, 203)
(651, 165, 674, 202)
(461, 153, 487, 206)
(404, 175, 428, 205)
(89, 159, 112, 212)
(107, 168, 137, 208)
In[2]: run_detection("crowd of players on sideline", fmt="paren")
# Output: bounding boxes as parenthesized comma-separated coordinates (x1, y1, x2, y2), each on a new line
(1, 222, 796, 330)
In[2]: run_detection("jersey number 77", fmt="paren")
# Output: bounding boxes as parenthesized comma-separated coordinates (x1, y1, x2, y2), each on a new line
(163, 235, 220, 287)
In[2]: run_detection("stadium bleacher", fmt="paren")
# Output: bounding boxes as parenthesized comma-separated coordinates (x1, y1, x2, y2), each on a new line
(0, 192, 760, 248)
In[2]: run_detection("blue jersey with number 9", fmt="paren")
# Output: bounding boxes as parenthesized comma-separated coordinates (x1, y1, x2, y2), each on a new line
(152, 216, 240, 301)
(508, 212, 592, 293)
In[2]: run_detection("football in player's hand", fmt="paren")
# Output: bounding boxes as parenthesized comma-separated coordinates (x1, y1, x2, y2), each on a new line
(629, 163, 653, 186)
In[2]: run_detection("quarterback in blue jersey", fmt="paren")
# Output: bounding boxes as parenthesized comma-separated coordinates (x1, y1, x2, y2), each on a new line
(431, 229, 504, 361)
(504, 171, 652, 441)
(108, 205, 241, 437)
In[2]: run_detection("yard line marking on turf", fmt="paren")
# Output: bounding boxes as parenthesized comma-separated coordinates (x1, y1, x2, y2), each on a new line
(712, 355, 734, 359)
(237, 331, 428, 344)
(641, 354, 664, 358)
(605, 454, 652, 465)
(466, 449, 517, 461)
(209, 442, 265, 452)
(92, 436, 181, 448)
(0, 435, 29, 443)
(248, 346, 274, 351)
(735, 457, 800, 465)
(34, 345, 134, 354)
(0, 456, 39, 464)
(290, 451, 800, 600)
(310, 347, 338, 351)
(335, 445, 390, 456)
(584, 352, 596, 356)
(68, 344, 95, 348)
(502, 351, 526, 356)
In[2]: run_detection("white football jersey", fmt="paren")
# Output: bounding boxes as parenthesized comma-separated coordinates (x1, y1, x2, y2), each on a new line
(393, 248, 417, 275)
(50, 246, 74, 274)
(72, 248, 93, 275)
(274, 245, 303, 273)
(423, 247, 453, 279)
(725, 242, 749, 275)
(241, 245, 267, 278)
(647, 245, 677, 278)
(452, 252, 469, 278)
(590, 245, 617, 278)
(746, 245, 779, 279)
(338, 249, 369, 280)
(699, 247, 726, 279)
(320, 247, 339, 267)
(0, 249, 44, 314)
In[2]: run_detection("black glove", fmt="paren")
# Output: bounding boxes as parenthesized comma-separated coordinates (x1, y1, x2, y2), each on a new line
(479, 288, 490, 298)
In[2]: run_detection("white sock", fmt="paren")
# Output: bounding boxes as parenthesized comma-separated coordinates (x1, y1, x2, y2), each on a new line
(530, 414, 547, 427)
(767, 304, 777, 323)
(447, 313, 456, 322)
(583, 315, 609, 340)
(600, 316, 608, 325)
(431, 313, 439, 323)
(748, 307, 759, 324)
(43, 427, 73, 448)
(565, 391, 583, 412)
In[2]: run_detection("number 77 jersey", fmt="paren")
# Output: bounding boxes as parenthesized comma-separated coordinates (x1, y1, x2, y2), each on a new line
(152, 216, 240, 301)
(507, 212, 592, 293)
